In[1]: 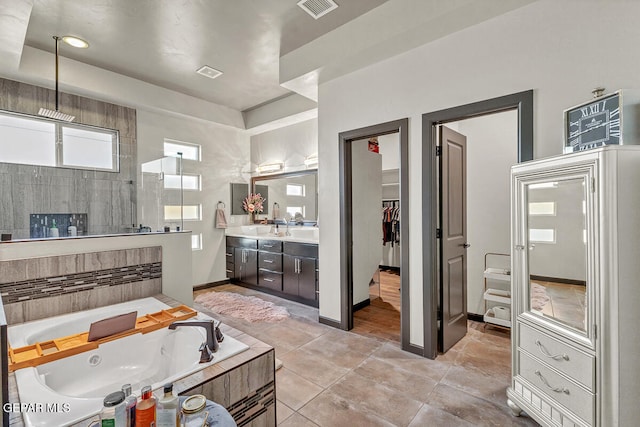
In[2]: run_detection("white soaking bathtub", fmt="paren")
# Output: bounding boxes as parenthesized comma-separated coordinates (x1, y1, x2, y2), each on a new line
(8, 297, 249, 427)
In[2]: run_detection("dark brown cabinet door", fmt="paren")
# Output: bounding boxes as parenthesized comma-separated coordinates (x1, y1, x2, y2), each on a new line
(283, 254, 298, 296)
(297, 257, 317, 301)
(283, 254, 317, 301)
(234, 247, 258, 285)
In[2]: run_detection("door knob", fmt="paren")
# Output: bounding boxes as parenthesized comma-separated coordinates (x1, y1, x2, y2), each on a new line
(460, 243, 471, 248)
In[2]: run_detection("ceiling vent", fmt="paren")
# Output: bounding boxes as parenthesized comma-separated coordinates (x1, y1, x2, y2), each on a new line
(196, 65, 223, 80)
(297, 0, 338, 19)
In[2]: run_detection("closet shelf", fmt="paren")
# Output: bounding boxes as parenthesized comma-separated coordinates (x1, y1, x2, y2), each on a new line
(483, 267, 511, 282)
(483, 288, 511, 305)
(484, 308, 511, 328)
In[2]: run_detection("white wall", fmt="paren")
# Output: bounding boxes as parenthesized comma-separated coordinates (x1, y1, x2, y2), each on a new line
(317, 0, 640, 348)
(352, 138, 383, 306)
(250, 118, 318, 174)
(452, 110, 518, 315)
(136, 109, 250, 287)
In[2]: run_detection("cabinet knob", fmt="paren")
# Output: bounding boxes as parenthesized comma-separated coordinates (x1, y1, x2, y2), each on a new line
(460, 243, 471, 248)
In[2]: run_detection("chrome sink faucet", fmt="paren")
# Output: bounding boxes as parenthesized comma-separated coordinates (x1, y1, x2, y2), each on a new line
(168, 320, 224, 363)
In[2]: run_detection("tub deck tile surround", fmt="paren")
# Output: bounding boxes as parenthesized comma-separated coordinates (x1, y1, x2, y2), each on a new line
(5, 293, 276, 427)
(1, 247, 163, 324)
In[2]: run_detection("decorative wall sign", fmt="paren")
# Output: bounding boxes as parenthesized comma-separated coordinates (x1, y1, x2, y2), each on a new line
(564, 89, 622, 152)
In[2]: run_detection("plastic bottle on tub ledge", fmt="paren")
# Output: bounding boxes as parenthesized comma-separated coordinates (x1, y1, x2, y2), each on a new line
(100, 390, 126, 426)
(135, 385, 157, 427)
(156, 382, 180, 427)
(121, 384, 136, 427)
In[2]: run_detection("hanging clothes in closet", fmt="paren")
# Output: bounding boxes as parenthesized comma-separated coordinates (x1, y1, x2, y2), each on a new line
(382, 201, 400, 246)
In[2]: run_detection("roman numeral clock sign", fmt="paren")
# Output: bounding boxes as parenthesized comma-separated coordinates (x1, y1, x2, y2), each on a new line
(564, 88, 623, 152)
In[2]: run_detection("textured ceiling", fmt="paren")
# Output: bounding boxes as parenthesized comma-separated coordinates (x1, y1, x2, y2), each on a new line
(24, 0, 388, 112)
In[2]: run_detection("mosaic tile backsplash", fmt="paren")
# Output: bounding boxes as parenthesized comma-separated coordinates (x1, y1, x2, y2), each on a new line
(0, 263, 161, 304)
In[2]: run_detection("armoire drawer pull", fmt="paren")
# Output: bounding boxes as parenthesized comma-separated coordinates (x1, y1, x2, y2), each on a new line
(535, 370, 570, 395)
(264, 259, 274, 263)
(263, 278, 274, 282)
(535, 340, 570, 361)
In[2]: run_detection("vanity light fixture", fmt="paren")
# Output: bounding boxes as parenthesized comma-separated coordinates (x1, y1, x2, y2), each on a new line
(62, 35, 89, 49)
(304, 154, 318, 168)
(196, 65, 223, 80)
(256, 162, 284, 174)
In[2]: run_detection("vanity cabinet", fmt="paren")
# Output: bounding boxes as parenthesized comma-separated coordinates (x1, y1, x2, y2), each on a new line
(507, 146, 640, 427)
(226, 237, 258, 286)
(283, 242, 318, 302)
(226, 236, 318, 307)
(258, 239, 283, 292)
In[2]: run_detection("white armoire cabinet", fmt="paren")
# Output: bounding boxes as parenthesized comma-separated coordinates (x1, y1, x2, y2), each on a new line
(507, 146, 640, 427)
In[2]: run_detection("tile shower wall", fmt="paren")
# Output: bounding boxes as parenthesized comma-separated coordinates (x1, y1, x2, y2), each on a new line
(0, 246, 162, 324)
(0, 78, 137, 239)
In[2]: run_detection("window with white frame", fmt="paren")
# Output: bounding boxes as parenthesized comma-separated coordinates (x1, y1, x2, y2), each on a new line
(286, 183, 305, 197)
(529, 228, 555, 243)
(529, 202, 556, 216)
(0, 110, 119, 171)
(164, 205, 202, 221)
(286, 206, 304, 217)
(164, 173, 201, 191)
(163, 139, 201, 161)
(191, 233, 203, 250)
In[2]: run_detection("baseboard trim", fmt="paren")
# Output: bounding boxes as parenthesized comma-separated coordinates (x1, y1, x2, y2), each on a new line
(468, 313, 484, 323)
(530, 275, 586, 286)
(402, 342, 424, 357)
(319, 316, 343, 330)
(193, 279, 230, 292)
(352, 299, 370, 312)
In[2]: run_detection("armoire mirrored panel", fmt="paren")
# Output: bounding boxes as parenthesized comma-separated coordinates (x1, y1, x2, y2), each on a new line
(525, 177, 588, 333)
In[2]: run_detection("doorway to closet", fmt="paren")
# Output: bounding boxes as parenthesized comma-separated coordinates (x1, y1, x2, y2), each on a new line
(422, 90, 534, 359)
(338, 119, 410, 351)
(350, 133, 402, 342)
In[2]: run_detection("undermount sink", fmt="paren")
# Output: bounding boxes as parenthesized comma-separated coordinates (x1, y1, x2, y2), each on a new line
(287, 228, 319, 239)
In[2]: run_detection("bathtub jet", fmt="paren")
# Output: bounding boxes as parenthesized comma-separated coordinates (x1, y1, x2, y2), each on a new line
(168, 320, 224, 362)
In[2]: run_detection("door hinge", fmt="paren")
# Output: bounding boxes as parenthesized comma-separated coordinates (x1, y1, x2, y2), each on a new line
(592, 177, 596, 193)
(435, 146, 442, 156)
(436, 228, 442, 238)
(594, 324, 597, 339)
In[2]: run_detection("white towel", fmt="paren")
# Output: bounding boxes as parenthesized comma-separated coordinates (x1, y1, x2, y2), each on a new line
(215, 208, 228, 229)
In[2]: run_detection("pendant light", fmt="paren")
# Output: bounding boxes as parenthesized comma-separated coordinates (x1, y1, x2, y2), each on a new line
(38, 36, 75, 122)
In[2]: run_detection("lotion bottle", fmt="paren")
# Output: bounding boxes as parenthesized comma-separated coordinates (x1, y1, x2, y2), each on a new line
(156, 383, 179, 427)
(135, 385, 156, 427)
(49, 218, 59, 238)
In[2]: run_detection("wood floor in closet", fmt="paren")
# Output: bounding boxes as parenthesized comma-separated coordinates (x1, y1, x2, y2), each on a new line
(352, 269, 401, 342)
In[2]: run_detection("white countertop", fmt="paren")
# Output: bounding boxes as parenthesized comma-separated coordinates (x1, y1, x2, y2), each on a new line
(225, 225, 319, 244)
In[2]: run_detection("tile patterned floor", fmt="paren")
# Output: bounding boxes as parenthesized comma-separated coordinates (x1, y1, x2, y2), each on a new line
(194, 284, 540, 426)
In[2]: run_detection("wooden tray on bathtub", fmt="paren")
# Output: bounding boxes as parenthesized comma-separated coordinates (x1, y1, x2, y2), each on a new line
(8, 305, 197, 372)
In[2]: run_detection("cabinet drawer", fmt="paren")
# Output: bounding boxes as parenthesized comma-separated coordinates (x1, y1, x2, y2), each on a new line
(225, 250, 235, 263)
(518, 323, 594, 390)
(259, 239, 282, 252)
(259, 252, 282, 271)
(259, 270, 282, 291)
(284, 242, 318, 258)
(518, 350, 594, 425)
(226, 236, 258, 249)
(226, 261, 235, 278)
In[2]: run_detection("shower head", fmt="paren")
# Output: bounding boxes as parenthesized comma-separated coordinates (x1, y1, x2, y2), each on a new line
(38, 36, 75, 122)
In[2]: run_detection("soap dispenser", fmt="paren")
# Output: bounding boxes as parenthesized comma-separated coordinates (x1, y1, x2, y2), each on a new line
(50, 219, 59, 238)
(67, 217, 77, 237)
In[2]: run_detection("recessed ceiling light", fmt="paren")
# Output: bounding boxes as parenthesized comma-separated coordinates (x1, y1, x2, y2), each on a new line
(62, 36, 89, 49)
(196, 65, 223, 80)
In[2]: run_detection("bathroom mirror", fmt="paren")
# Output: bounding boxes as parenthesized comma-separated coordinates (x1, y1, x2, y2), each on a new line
(525, 177, 588, 332)
(251, 170, 317, 222)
